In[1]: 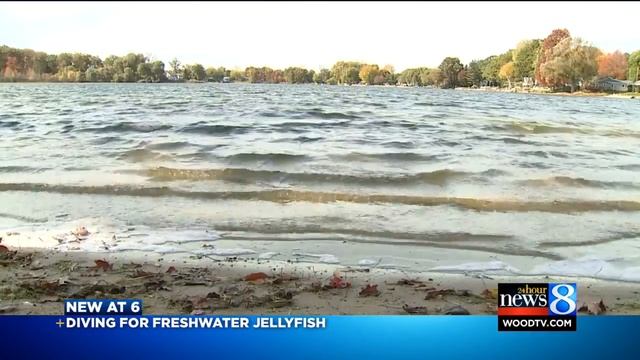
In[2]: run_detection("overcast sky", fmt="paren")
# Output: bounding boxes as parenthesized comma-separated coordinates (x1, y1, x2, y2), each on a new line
(1, 1, 638, 71)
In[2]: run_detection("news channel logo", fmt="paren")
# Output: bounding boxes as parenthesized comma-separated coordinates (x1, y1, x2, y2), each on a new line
(498, 283, 577, 331)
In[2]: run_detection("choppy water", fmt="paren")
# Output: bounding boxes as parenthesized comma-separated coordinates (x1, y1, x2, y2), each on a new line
(1, 83, 640, 281)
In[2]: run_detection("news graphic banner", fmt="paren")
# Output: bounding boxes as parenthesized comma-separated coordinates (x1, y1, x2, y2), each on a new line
(498, 283, 577, 331)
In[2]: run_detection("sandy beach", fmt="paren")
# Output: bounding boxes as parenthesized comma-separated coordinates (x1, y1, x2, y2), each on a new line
(1, 246, 638, 315)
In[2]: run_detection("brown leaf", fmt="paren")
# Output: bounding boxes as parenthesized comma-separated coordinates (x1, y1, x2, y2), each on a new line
(166, 266, 177, 274)
(481, 288, 498, 300)
(403, 304, 428, 314)
(94, 259, 112, 272)
(0, 245, 9, 253)
(244, 272, 269, 283)
(359, 284, 380, 297)
(328, 273, 351, 289)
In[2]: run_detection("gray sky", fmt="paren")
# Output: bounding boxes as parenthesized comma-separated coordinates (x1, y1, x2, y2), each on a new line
(1, 1, 638, 71)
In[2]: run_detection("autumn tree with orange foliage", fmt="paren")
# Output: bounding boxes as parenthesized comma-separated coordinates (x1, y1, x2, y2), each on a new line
(597, 51, 628, 79)
(535, 28, 571, 86)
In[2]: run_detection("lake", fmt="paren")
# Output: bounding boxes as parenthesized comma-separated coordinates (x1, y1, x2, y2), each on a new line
(1, 83, 639, 281)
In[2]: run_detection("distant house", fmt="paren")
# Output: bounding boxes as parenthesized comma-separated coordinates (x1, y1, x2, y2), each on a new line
(592, 77, 631, 92)
(222, 76, 231, 83)
(634, 81, 640, 92)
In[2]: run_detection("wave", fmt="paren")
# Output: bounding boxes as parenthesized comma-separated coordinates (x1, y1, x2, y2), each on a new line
(538, 231, 640, 248)
(519, 176, 640, 190)
(0, 166, 49, 173)
(490, 122, 640, 139)
(1, 183, 639, 213)
(142, 166, 494, 186)
(216, 225, 563, 260)
(179, 123, 250, 135)
(146, 141, 192, 150)
(117, 149, 173, 163)
(305, 110, 360, 120)
(223, 153, 310, 164)
(79, 122, 172, 133)
(0, 120, 20, 128)
(330, 152, 440, 162)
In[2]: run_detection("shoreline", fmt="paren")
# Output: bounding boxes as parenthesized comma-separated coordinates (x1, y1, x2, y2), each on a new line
(1, 247, 638, 315)
(2, 81, 637, 100)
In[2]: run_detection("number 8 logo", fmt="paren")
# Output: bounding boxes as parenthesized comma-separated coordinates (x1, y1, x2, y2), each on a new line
(550, 284, 576, 315)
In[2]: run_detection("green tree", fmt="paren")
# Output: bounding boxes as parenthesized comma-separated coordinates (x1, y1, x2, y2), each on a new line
(465, 60, 483, 87)
(628, 51, 640, 82)
(331, 61, 361, 84)
(206, 66, 226, 82)
(137, 63, 152, 81)
(168, 58, 181, 80)
(313, 68, 332, 84)
(513, 39, 541, 80)
(438, 57, 463, 88)
(189, 64, 206, 81)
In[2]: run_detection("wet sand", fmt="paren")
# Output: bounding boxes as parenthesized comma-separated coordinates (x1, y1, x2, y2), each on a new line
(1, 247, 639, 315)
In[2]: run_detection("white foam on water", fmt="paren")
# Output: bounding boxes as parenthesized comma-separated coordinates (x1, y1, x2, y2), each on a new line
(530, 258, 640, 282)
(1, 218, 222, 256)
(258, 251, 280, 260)
(292, 251, 341, 264)
(357, 259, 381, 267)
(429, 261, 521, 274)
(206, 248, 257, 256)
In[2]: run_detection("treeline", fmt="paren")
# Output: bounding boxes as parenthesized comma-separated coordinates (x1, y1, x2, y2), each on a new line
(2, 29, 639, 92)
(0, 46, 166, 82)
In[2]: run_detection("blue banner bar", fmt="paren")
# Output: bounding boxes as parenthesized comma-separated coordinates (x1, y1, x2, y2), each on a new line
(0, 315, 637, 359)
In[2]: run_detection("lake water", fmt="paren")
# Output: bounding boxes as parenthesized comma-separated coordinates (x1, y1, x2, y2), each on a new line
(1, 83, 639, 281)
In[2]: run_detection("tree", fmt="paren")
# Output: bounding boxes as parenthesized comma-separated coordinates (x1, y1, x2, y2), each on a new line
(330, 61, 361, 84)
(150, 61, 166, 82)
(539, 37, 599, 92)
(536, 28, 571, 86)
(206, 66, 226, 82)
(313, 68, 331, 84)
(168, 58, 181, 79)
(499, 62, 515, 88)
(513, 39, 540, 80)
(358, 64, 379, 85)
(597, 51, 628, 79)
(629, 51, 640, 82)
(438, 57, 463, 88)
(465, 60, 483, 87)
(137, 63, 152, 81)
(189, 64, 206, 81)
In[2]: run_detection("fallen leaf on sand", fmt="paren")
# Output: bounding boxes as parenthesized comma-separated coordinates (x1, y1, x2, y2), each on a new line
(166, 266, 177, 274)
(481, 288, 499, 300)
(359, 284, 381, 297)
(244, 272, 269, 283)
(328, 272, 351, 289)
(94, 259, 112, 272)
(578, 299, 607, 315)
(403, 304, 428, 314)
(0, 245, 9, 253)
